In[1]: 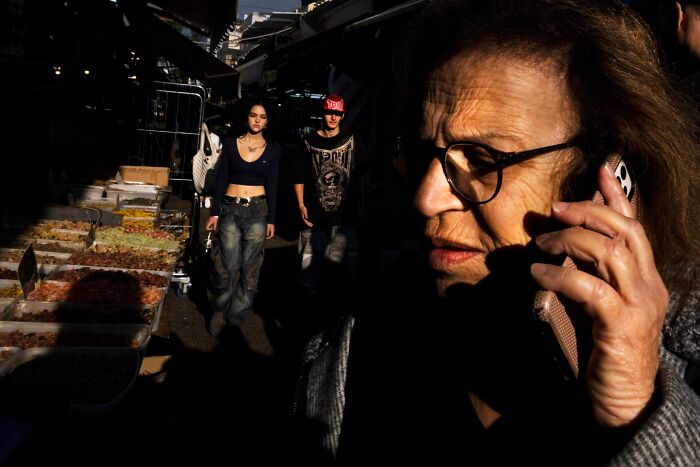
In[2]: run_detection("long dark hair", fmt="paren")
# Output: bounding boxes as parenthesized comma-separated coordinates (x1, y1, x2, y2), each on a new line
(400, 0, 700, 296)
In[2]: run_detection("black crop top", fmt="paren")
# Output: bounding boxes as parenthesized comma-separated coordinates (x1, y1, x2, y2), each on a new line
(211, 137, 281, 223)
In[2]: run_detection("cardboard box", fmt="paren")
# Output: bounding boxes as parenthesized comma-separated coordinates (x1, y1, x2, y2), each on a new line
(139, 355, 172, 379)
(118, 166, 170, 187)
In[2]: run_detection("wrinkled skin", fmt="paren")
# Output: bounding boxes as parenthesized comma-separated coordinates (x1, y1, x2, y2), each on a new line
(415, 52, 668, 428)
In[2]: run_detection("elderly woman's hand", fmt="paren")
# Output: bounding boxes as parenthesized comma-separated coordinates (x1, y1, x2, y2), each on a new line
(530, 164, 668, 428)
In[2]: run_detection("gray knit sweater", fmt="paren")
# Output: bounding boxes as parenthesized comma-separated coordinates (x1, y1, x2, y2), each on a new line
(295, 290, 700, 465)
(609, 290, 700, 466)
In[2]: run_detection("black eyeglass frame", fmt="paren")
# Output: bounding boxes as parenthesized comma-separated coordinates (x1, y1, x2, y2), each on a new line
(438, 140, 576, 204)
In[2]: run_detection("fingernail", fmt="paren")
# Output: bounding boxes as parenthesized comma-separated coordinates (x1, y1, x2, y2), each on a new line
(603, 163, 615, 177)
(552, 201, 569, 213)
(531, 263, 548, 275)
(535, 232, 551, 245)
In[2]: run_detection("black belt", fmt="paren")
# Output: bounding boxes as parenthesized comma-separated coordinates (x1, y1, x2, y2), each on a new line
(223, 194, 266, 206)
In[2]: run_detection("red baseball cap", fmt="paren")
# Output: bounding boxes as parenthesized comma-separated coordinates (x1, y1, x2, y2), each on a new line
(323, 94, 345, 113)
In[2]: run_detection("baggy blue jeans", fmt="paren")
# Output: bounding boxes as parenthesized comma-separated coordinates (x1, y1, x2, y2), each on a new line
(214, 197, 267, 324)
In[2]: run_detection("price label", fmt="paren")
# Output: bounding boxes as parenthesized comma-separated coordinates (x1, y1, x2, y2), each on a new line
(18, 244, 39, 298)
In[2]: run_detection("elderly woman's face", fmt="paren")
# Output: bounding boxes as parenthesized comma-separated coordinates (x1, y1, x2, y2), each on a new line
(415, 53, 576, 296)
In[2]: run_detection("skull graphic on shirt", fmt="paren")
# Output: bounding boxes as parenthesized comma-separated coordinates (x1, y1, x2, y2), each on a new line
(307, 137, 354, 213)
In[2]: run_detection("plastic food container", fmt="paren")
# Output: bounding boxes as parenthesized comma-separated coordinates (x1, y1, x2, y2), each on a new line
(107, 184, 160, 195)
(0, 346, 22, 376)
(7, 239, 85, 255)
(1, 299, 160, 330)
(0, 280, 23, 299)
(0, 298, 18, 314)
(0, 321, 151, 353)
(76, 199, 119, 212)
(27, 239, 84, 253)
(0, 346, 141, 415)
(0, 262, 18, 277)
(47, 264, 171, 288)
(0, 248, 73, 262)
(0, 253, 65, 276)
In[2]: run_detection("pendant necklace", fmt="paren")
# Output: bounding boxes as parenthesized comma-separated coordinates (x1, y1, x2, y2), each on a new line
(243, 137, 266, 153)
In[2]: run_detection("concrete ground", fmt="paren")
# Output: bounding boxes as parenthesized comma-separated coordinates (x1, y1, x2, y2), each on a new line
(4, 236, 312, 466)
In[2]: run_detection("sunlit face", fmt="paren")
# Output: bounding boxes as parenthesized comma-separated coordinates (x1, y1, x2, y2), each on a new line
(247, 105, 267, 134)
(681, 5, 700, 59)
(414, 52, 577, 296)
(323, 111, 344, 130)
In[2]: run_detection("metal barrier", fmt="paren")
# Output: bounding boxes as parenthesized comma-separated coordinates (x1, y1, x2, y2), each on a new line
(129, 81, 207, 296)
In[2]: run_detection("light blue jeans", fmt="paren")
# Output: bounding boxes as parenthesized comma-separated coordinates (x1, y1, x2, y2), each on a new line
(298, 225, 359, 302)
(214, 197, 267, 324)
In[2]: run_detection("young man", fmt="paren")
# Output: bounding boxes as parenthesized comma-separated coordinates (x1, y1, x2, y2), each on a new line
(631, 0, 700, 101)
(294, 94, 367, 327)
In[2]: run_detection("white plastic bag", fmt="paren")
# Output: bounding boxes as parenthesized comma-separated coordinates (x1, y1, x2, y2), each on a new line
(192, 123, 222, 195)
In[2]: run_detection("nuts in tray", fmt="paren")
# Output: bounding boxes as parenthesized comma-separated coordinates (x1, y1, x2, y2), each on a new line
(0, 251, 22, 263)
(8, 305, 156, 325)
(121, 219, 156, 229)
(38, 220, 92, 231)
(113, 209, 155, 218)
(0, 251, 67, 265)
(105, 225, 176, 241)
(0, 268, 18, 280)
(69, 245, 176, 271)
(120, 197, 158, 207)
(29, 282, 164, 305)
(31, 241, 82, 254)
(96, 227, 179, 250)
(0, 349, 17, 364)
(21, 226, 86, 242)
(0, 330, 141, 348)
(0, 285, 23, 298)
(50, 268, 168, 288)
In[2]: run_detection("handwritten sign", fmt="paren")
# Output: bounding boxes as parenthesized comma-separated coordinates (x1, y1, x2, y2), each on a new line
(18, 244, 38, 298)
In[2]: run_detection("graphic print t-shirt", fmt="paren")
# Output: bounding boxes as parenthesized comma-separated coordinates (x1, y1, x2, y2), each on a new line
(296, 131, 367, 226)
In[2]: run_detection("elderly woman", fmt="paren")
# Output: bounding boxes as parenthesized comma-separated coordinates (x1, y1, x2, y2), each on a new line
(289, 0, 700, 465)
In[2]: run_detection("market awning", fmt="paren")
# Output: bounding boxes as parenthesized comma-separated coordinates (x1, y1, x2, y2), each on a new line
(234, 0, 375, 82)
(241, 12, 302, 40)
(146, 0, 238, 54)
(120, 0, 239, 94)
(237, 54, 268, 86)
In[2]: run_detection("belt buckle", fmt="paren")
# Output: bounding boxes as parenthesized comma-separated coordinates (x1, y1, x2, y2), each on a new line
(239, 197, 250, 205)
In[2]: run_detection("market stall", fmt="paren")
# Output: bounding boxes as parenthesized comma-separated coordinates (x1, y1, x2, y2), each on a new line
(0, 181, 187, 415)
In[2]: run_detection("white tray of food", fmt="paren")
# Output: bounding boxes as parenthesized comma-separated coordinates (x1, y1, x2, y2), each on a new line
(0, 321, 151, 352)
(47, 264, 171, 285)
(0, 299, 160, 331)
(67, 248, 177, 272)
(0, 253, 63, 277)
(0, 346, 22, 376)
(107, 183, 160, 195)
(76, 199, 119, 212)
(11, 238, 85, 253)
(0, 346, 141, 415)
(0, 279, 23, 300)
(0, 262, 19, 281)
(0, 297, 18, 314)
(26, 280, 166, 307)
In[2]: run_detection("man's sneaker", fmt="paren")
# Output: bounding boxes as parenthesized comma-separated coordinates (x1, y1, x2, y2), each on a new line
(208, 311, 226, 337)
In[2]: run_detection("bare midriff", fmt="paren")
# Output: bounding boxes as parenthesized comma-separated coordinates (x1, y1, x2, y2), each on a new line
(225, 184, 265, 198)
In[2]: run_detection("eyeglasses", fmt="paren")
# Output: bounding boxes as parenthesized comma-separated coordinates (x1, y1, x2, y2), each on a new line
(436, 140, 575, 204)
